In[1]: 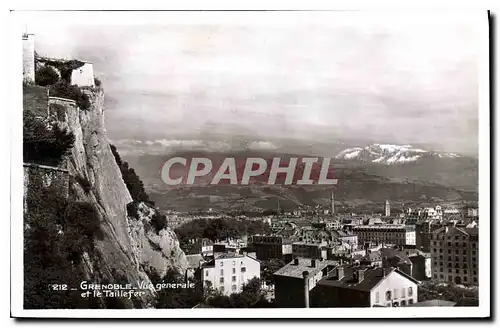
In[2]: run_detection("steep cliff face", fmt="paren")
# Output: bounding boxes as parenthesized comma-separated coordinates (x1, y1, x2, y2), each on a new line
(49, 88, 188, 306)
(127, 202, 189, 278)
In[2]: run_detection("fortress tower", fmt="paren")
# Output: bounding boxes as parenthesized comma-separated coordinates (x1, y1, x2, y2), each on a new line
(385, 200, 391, 217)
(22, 33, 35, 83)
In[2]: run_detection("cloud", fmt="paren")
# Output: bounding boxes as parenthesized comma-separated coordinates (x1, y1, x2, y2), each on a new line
(29, 12, 480, 155)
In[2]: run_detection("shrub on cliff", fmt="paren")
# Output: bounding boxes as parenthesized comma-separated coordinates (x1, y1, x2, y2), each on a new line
(64, 202, 103, 242)
(24, 178, 104, 308)
(23, 111, 75, 166)
(49, 81, 91, 110)
(75, 174, 92, 194)
(110, 144, 151, 203)
(151, 211, 167, 233)
(35, 65, 60, 86)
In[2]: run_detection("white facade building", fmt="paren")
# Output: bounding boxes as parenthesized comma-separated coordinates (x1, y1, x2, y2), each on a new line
(70, 62, 95, 87)
(369, 269, 419, 307)
(201, 254, 260, 295)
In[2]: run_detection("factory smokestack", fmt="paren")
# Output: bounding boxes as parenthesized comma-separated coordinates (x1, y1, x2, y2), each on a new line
(303, 270, 310, 308)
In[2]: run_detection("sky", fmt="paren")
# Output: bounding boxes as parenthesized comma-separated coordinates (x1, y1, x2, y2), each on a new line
(26, 11, 481, 156)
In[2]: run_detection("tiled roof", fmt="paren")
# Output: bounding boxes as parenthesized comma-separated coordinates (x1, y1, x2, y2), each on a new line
(317, 265, 418, 292)
(380, 248, 411, 264)
(273, 258, 337, 279)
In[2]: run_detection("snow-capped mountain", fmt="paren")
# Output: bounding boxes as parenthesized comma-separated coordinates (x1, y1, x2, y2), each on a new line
(335, 144, 461, 165)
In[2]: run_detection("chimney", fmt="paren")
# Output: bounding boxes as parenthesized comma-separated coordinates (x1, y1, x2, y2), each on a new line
(357, 268, 366, 283)
(302, 271, 310, 308)
(337, 266, 345, 280)
(294, 258, 299, 265)
(311, 259, 316, 268)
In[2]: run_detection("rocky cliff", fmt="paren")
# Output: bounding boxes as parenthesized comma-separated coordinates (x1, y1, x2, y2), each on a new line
(41, 87, 188, 307)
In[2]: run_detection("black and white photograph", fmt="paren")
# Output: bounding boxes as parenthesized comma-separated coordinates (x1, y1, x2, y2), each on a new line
(9, 9, 490, 319)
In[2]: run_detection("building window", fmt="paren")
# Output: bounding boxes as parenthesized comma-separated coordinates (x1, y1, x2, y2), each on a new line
(401, 300, 407, 306)
(220, 269, 224, 275)
(408, 287, 413, 297)
(220, 277, 224, 283)
(447, 242, 451, 247)
(434, 274, 437, 278)
(394, 289, 398, 299)
(464, 276, 468, 282)
(448, 250, 451, 254)
(401, 288, 405, 298)
(409, 299, 414, 305)
(448, 276, 453, 282)
(232, 285, 237, 291)
(375, 292, 379, 303)
(205, 271, 209, 277)
(448, 268, 452, 273)
(232, 276, 236, 282)
(393, 302, 399, 307)
(386, 291, 392, 301)
(221, 262, 223, 266)
(473, 278, 477, 283)
(241, 267, 246, 273)
(220, 286, 224, 293)
(232, 268, 236, 274)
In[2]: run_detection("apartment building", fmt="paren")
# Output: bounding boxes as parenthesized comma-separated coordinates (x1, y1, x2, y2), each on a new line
(292, 242, 328, 260)
(250, 235, 292, 260)
(199, 253, 260, 295)
(353, 225, 406, 246)
(430, 226, 479, 285)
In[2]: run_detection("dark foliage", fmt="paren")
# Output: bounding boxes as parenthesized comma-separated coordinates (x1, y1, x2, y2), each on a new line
(260, 258, 287, 284)
(38, 59, 85, 83)
(149, 267, 203, 308)
(23, 111, 75, 166)
(24, 175, 104, 309)
(126, 202, 140, 220)
(110, 144, 151, 204)
(94, 77, 102, 87)
(175, 217, 272, 249)
(35, 65, 59, 86)
(418, 281, 479, 305)
(49, 81, 90, 110)
(75, 175, 92, 194)
(206, 277, 269, 308)
(63, 202, 103, 241)
(151, 211, 167, 233)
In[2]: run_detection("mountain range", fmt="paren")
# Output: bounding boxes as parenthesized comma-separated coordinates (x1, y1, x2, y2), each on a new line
(121, 143, 478, 213)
